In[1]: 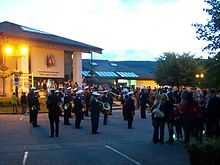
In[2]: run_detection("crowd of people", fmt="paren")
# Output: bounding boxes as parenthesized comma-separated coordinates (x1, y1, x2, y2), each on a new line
(9, 84, 220, 144)
(132, 87, 220, 144)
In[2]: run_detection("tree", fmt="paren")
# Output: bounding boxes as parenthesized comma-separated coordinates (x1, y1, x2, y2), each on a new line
(155, 52, 201, 87)
(204, 52, 220, 87)
(193, 0, 220, 52)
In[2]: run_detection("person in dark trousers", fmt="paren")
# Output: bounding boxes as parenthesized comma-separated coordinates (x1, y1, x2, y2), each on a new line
(32, 90, 40, 127)
(20, 92, 27, 114)
(63, 89, 72, 125)
(73, 90, 84, 129)
(90, 92, 102, 134)
(174, 107, 183, 141)
(47, 89, 61, 137)
(206, 89, 220, 137)
(125, 92, 135, 129)
(151, 94, 164, 144)
(84, 87, 91, 117)
(122, 89, 128, 120)
(160, 93, 174, 143)
(108, 91, 114, 115)
(140, 89, 147, 119)
(27, 88, 35, 123)
(177, 91, 198, 144)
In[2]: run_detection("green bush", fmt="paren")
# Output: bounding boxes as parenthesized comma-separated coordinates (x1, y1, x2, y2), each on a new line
(186, 138, 220, 165)
(0, 98, 11, 107)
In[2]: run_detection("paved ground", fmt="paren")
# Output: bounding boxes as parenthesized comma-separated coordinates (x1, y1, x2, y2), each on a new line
(0, 111, 190, 165)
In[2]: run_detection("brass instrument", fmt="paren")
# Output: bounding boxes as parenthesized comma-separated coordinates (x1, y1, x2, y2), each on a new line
(109, 91, 120, 97)
(109, 91, 121, 101)
(63, 101, 74, 110)
(96, 99, 111, 114)
(63, 103, 69, 110)
(70, 101, 74, 109)
(58, 102, 64, 112)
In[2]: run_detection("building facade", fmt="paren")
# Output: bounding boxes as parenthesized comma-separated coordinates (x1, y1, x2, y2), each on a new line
(0, 21, 102, 96)
(81, 59, 158, 89)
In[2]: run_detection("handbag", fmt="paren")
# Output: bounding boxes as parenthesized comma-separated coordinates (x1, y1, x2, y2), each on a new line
(152, 103, 164, 118)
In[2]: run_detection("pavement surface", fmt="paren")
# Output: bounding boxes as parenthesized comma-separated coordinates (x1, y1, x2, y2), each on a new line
(0, 111, 190, 165)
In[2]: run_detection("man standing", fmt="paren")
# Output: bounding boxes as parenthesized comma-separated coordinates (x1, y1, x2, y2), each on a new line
(84, 86, 91, 117)
(122, 88, 129, 120)
(73, 90, 84, 129)
(90, 91, 102, 134)
(140, 89, 147, 119)
(46, 89, 61, 137)
(206, 89, 220, 137)
(125, 92, 135, 129)
(32, 90, 40, 127)
(63, 88, 72, 125)
(11, 92, 18, 113)
(20, 92, 27, 114)
(27, 87, 35, 123)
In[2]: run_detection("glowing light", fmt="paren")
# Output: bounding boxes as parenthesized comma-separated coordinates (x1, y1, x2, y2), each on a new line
(195, 73, 204, 79)
(4, 45, 14, 56)
(19, 45, 29, 56)
(200, 73, 204, 78)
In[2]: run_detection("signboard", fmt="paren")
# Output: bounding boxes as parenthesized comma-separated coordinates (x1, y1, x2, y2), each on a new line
(30, 47, 64, 78)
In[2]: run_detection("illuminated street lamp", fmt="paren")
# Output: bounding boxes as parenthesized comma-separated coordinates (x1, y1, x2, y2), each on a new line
(195, 73, 204, 79)
(200, 73, 204, 79)
(195, 73, 204, 87)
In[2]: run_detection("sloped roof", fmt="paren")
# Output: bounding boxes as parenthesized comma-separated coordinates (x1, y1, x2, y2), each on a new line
(82, 59, 157, 79)
(0, 21, 103, 54)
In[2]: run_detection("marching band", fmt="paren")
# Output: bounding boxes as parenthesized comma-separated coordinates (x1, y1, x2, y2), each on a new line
(28, 85, 120, 137)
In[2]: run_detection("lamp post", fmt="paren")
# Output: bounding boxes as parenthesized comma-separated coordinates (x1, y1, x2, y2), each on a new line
(3, 44, 29, 96)
(89, 51, 94, 85)
(195, 73, 204, 87)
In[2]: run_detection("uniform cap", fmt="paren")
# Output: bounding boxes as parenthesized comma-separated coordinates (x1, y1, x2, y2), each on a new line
(84, 86, 89, 90)
(92, 91, 100, 96)
(76, 89, 84, 95)
(67, 87, 72, 90)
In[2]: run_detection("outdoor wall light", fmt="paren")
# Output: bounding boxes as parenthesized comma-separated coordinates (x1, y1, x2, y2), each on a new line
(2, 44, 29, 56)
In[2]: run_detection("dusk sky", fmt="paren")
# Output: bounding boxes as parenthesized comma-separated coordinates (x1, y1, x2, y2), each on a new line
(0, 0, 208, 61)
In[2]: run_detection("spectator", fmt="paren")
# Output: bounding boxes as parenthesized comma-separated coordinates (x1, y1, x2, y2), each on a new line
(11, 92, 18, 113)
(20, 92, 27, 114)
